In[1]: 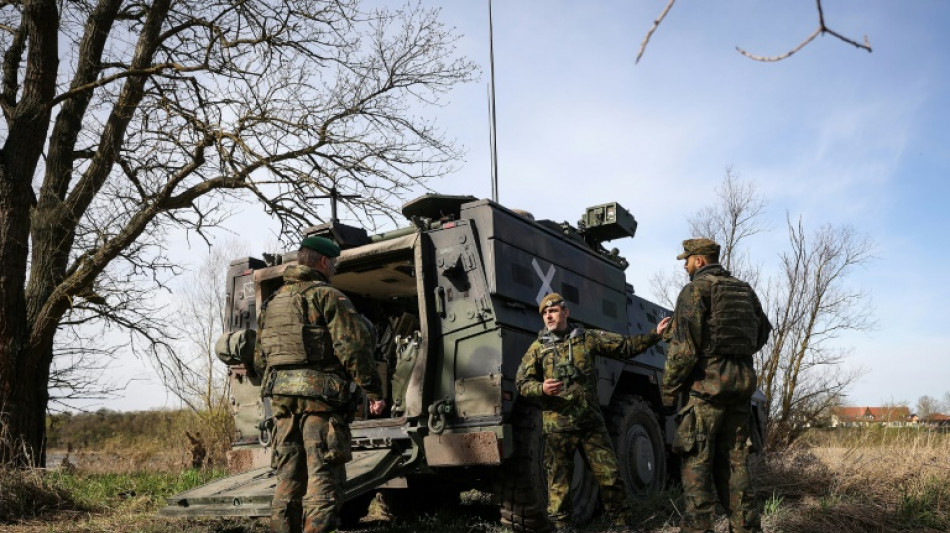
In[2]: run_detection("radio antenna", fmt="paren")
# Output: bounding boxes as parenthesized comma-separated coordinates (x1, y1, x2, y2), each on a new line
(488, 0, 500, 203)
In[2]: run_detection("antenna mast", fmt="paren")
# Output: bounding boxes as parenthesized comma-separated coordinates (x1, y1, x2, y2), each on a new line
(488, 0, 499, 203)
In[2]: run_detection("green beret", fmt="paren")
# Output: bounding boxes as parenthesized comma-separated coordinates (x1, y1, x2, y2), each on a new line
(538, 292, 566, 314)
(676, 238, 720, 260)
(300, 236, 341, 258)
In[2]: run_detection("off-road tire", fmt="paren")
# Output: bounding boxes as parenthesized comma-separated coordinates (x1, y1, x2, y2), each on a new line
(494, 401, 600, 532)
(494, 401, 550, 532)
(607, 394, 667, 498)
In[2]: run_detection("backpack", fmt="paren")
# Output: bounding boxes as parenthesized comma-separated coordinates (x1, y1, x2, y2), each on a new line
(706, 276, 761, 357)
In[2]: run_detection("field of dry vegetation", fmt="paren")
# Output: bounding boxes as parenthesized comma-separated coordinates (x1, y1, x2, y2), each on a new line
(2, 412, 948, 533)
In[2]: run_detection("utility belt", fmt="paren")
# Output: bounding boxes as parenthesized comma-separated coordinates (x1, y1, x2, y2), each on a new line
(263, 366, 361, 415)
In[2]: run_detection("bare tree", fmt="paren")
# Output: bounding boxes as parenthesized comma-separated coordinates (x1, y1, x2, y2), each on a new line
(650, 167, 765, 307)
(0, 0, 475, 466)
(759, 217, 875, 448)
(916, 395, 942, 421)
(654, 171, 876, 449)
(152, 240, 249, 466)
(687, 166, 767, 284)
(648, 267, 684, 310)
(158, 241, 247, 413)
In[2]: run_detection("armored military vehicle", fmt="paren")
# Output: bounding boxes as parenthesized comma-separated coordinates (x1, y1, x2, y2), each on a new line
(161, 195, 767, 531)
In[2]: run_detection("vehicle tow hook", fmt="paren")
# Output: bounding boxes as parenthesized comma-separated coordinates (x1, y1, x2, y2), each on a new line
(427, 398, 454, 434)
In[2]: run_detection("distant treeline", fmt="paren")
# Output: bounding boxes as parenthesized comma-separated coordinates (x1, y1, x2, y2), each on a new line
(46, 409, 187, 450)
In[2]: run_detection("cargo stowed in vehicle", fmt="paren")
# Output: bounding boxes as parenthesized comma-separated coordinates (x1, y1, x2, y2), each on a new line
(161, 194, 768, 531)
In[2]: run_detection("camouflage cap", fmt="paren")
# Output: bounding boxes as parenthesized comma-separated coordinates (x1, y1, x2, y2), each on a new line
(676, 238, 720, 260)
(538, 292, 566, 314)
(300, 236, 341, 258)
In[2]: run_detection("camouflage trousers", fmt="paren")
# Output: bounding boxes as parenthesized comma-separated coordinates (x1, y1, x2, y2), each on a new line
(543, 424, 629, 527)
(270, 396, 352, 533)
(673, 397, 759, 533)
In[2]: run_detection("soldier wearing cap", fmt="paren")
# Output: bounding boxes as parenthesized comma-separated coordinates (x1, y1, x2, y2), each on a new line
(664, 238, 771, 533)
(516, 293, 671, 532)
(254, 236, 385, 533)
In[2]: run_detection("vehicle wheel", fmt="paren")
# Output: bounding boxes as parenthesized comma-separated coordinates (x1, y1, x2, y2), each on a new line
(339, 491, 374, 528)
(607, 395, 667, 498)
(494, 401, 552, 533)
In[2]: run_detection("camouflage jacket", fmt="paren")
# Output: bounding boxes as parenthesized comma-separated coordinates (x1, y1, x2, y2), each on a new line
(516, 325, 661, 433)
(662, 264, 771, 407)
(254, 265, 382, 409)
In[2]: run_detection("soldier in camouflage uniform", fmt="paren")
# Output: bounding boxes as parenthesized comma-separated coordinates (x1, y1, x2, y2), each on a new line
(254, 236, 386, 533)
(516, 293, 671, 532)
(662, 239, 771, 533)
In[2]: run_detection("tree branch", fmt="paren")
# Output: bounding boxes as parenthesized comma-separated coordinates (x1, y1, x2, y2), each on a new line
(737, 0, 871, 62)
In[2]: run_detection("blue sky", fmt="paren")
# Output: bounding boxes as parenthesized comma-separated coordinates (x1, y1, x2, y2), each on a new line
(97, 1, 950, 411)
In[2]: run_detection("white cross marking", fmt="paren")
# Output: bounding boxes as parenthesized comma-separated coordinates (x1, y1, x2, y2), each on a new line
(532, 258, 556, 304)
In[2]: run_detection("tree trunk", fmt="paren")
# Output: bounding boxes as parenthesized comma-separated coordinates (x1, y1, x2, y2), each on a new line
(0, 163, 51, 467)
(0, 0, 60, 467)
(0, 346, 51, 467)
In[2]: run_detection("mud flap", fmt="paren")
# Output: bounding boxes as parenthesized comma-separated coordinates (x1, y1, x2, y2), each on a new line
(159, 447, 403, 517)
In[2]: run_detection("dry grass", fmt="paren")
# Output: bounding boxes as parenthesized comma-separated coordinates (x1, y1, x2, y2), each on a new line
(5, 426, 949, 532)
(757, 427, 950, 533)
(48, 407, 235, 474)
(0, 466, 80, 523)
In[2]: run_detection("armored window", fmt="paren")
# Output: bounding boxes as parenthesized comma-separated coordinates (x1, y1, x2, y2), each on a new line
(561, 283, 579, 304)
(511, 263, 533, 287)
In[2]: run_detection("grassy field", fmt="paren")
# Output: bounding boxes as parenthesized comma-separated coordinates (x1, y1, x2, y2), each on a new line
(3, 425, 949, 532)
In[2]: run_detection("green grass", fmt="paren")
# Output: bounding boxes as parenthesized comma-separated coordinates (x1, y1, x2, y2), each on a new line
(762, 491, 783, 517)
(45, 468, 229, 512)
(897, 476, 950, 531)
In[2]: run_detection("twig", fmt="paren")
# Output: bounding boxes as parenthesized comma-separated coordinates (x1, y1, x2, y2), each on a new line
(636, 0, 676, 64)
(737, 0, 871, 62)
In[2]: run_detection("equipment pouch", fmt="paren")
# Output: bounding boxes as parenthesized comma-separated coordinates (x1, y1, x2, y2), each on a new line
(214, 329, 257, 367)
(324, 416, 352, 465)
(316, 373, 354, 409)
(672, 406, 697, 455)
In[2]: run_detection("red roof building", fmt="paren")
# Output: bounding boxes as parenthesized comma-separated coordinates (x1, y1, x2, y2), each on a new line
(831, 406, 915, 427)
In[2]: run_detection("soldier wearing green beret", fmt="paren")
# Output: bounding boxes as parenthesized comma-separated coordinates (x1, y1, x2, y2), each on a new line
(664, 238, 772, 533)
(516, 293, 671, 532)
(254, 236, 385, 533)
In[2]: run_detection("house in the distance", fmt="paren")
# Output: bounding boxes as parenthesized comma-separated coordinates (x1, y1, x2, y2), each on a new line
(922, 413, 950, 427)
(830, 406, 917, 428)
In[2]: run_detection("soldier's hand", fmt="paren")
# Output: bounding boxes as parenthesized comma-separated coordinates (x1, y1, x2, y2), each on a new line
(542, 379, 563, 396)
(656, 316, 672, 336)
(369, 399, 386, 416)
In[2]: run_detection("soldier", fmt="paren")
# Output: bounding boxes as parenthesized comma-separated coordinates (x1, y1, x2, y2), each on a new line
(662, 238, 771, 533)
(254, 236, 386, 533)
(516, 293, 671, 533)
